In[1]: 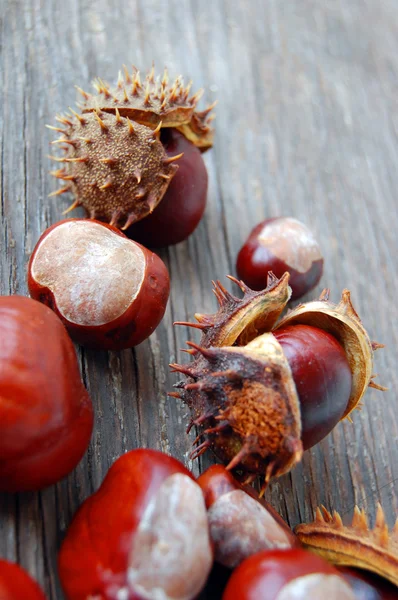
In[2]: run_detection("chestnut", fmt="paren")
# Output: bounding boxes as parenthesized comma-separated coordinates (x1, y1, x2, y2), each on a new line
(172, 275, 385, 482)
(197, 465, 296, 568)
(0, 560, 46, 600)
(0, 296, 93, 492)
(127, 128, 208, 247)
(236, 217, 323, 300)
(28, 219, 170, 350)
(49, 64, 214, 241)
(222, 548, 357, 600)
(273, 324, 352, 449)
(58, 448, 213, 600)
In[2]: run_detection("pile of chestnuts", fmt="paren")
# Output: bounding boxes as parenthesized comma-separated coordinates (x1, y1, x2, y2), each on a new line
(0, 62, 394, 600)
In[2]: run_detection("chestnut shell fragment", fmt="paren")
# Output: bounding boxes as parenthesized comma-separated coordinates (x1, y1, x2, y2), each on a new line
(295, 504, 398, 588)
(78, 64, 215, 151)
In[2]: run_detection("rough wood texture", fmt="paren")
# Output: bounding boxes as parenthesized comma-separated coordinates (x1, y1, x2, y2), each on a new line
(1, 1, 397, 597)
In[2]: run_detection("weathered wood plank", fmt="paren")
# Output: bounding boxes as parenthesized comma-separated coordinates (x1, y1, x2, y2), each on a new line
(1, 0, 397, 597)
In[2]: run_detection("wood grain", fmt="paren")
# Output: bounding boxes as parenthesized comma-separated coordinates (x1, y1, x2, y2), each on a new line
(1, 0, 397, 597)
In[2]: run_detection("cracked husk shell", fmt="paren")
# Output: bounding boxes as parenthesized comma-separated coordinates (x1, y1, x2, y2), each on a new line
(171, 274, 303, 479)
(295, 504, 398, 587)
(274, 289, 386, 418)
(48, 110, 180, 229)
(77, 65, 215, 151)
(175, 336, 302, 479)
(171, 277, 385, 482)
(174, 272, 292, 349)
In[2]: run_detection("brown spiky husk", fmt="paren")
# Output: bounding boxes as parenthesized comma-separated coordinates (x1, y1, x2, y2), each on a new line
(174, 337, 302, 478)
(171, 273, 296, 477)
(78, 65, 215, 151)
(174, 272, 291, 349)
(171, 278, 385, 481)
(49, 110, 179, 228)
(295, 504, 398, 587)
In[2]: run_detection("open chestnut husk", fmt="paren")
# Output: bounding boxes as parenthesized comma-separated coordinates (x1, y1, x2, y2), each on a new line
(48, 64, 214, 241)
(58, 449, 212, 600)
(28, 219, 170, 350)
(295, 504, 398, 588)
(170, 274, 386, 485)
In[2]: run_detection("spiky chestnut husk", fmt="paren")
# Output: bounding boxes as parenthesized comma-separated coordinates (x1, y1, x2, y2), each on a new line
(174, 335, 303, 479)
(295, 504, 398, 587)
(48, 110, 181, 229)
(170, 275, 385, 483)
(77, 64, 215, 151)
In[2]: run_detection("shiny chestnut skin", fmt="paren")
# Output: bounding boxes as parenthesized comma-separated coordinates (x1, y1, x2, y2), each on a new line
(236, 217, 323, 300)
(58, 449, 212, 600)
(128, 129, 208, 247)
(198, 465, 296, 568)
(222, 549, 356, 600)
(0, 296, 93, 492)
(340, 568, 398, 600)
(273, 324, 353, 450)
(28, 219, 170, 350)
(0, 560, 46, 600)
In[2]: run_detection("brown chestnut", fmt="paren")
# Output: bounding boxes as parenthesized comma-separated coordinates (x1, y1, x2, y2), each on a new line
(127, 128, 208, 247)
(58, 449, 212, 600)
(0, 560, 46, 600)
(222, 548, 357, 600)
(273, 324, 353, 449)
(28, 219, 170, 350)
(236, 217, 323, 300)
(0, 295, 93, 492)
(197, 465, 296, 568)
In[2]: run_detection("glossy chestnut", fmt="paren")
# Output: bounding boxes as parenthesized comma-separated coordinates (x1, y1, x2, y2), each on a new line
(0, 560, 46, 600)
(0, 296, 93, 492)
(273, 324, 352, 449)
(58, 449, 212, 600)
(222, 548, 356, 600)
(28, 219, 170, 350)
(236, 217, 323, 300)
(128, 129, 208, 247)
(197, 465, 296, 568)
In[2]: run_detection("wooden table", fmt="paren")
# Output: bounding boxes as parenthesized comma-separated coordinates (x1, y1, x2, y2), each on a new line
(1, 1, 397, 597)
